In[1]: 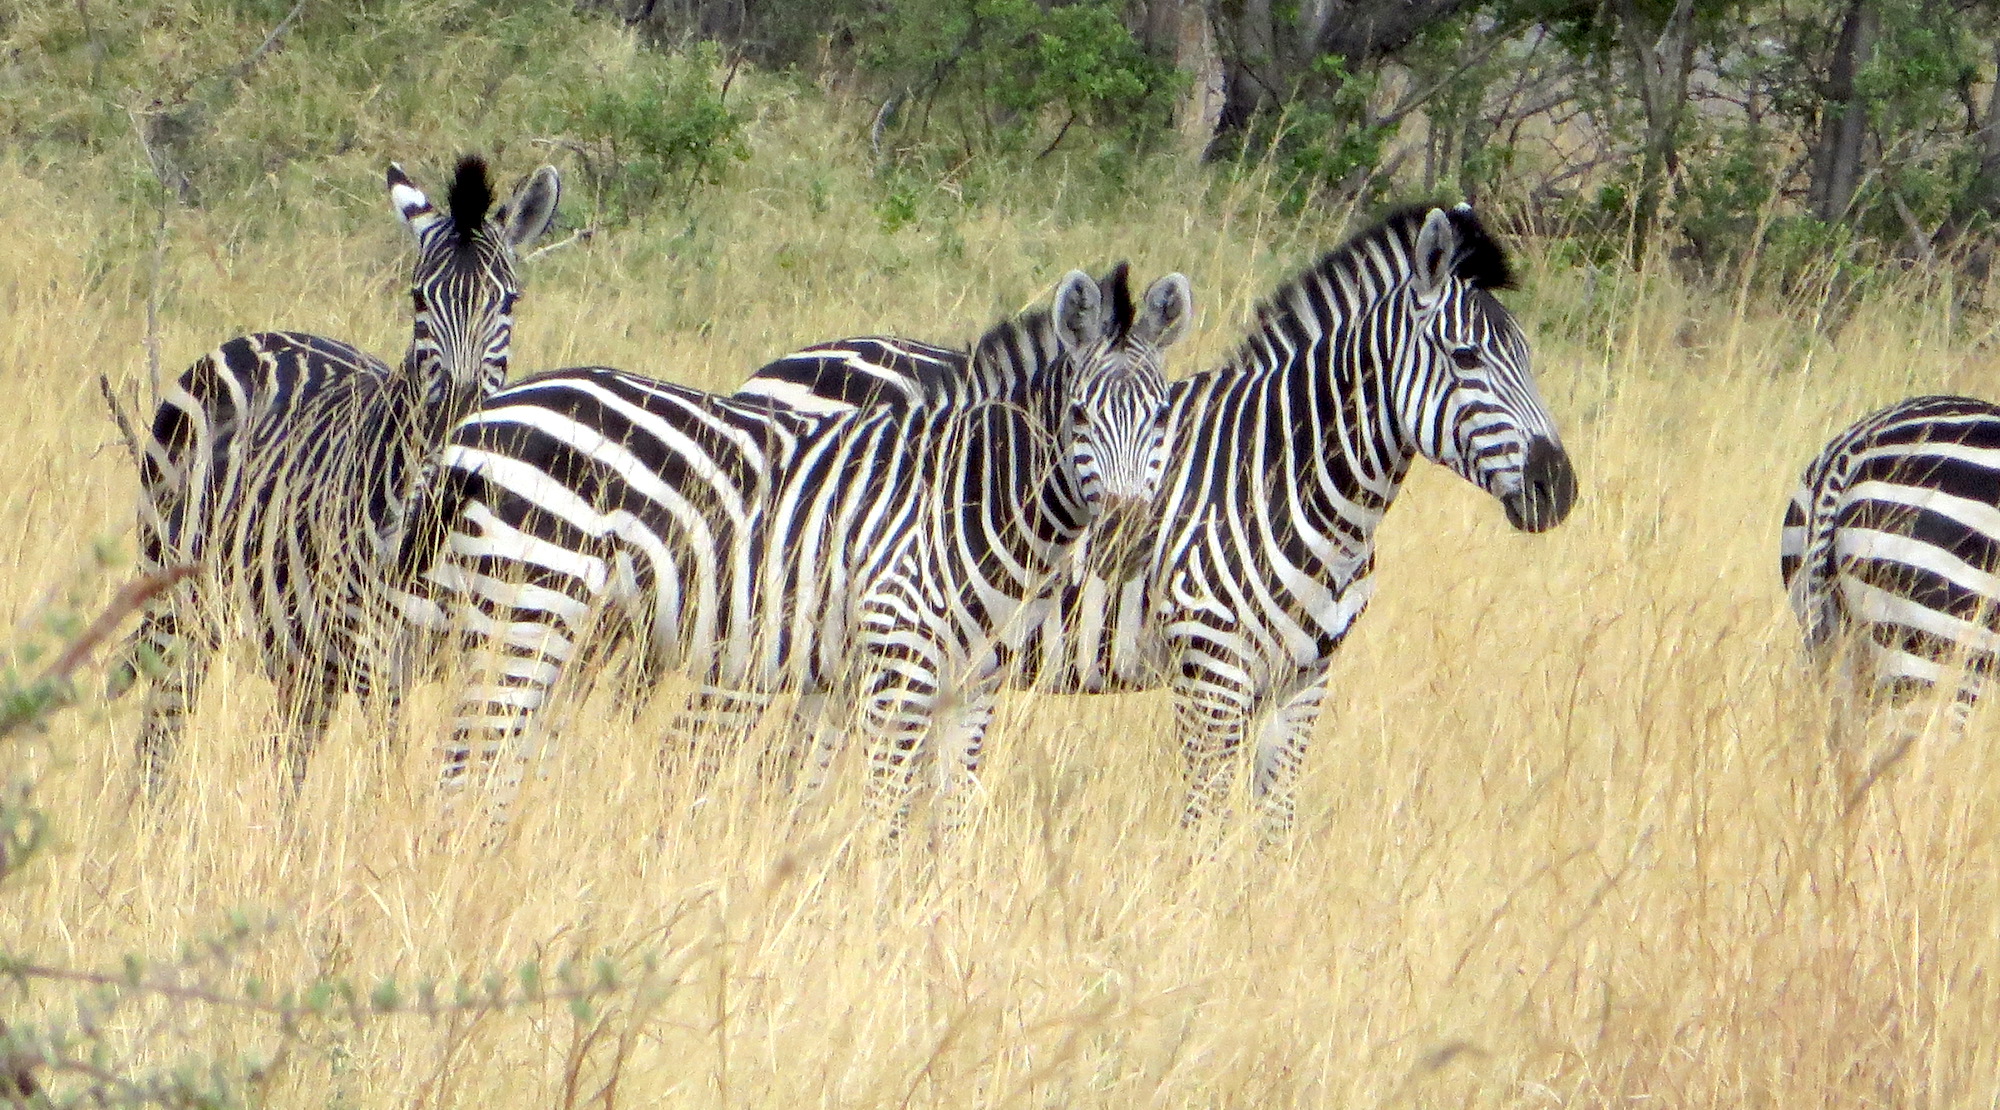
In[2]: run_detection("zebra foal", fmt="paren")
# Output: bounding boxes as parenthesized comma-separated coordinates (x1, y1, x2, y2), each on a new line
(740, 205, 1580, 835)
(1782, 395, 2000, 734)
(125, 155, 560, 797)
(396, 267, 1188, 826)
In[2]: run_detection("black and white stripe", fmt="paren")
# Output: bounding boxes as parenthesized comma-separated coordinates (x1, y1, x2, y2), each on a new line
(398, 267, 1188, 825)
(125, 155, 560, 795)
(739, 206, 1579, 834)
(1782, 395, 2000, 726)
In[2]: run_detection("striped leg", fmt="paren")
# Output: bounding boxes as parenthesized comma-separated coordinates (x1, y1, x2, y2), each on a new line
(797, 693, 856, 801)
(858, 670, 944, 838)
(670, 685, 776, 788)
(1171, 672, 1257, 827)
(1250, 672, 1330, 840)
(134, 603, 214, 802)
(437, 606, 582, 824)
(273, 667, 340, 799)
(931, 683, 1001, 834)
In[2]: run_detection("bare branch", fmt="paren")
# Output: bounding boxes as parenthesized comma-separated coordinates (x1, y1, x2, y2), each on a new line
(39, 567, 195, 689)
(524, 227, 595, 262)
(97, 373, 142, 465)
(234, 0, 311, 80)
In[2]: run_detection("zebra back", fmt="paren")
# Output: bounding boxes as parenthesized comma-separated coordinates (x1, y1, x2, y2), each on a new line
(1782, 395, 2000, 697)
(125, 155, 561, 796)
(407, 270, 1176, 815)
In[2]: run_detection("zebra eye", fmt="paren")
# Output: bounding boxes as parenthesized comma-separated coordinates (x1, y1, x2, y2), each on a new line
(1449, 346, 1482, 371)
(410, 289, 430, 312)
(499, 293, 520, 314)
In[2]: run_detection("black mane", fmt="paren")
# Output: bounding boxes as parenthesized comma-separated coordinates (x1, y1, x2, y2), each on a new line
(447, 154, 494, 233)
(1368, 203, 1515, 290)
(1099, 262, 1135, 343)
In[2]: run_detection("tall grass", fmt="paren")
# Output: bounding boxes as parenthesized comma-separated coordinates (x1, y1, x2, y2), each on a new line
(3, 23, 2000, 1105)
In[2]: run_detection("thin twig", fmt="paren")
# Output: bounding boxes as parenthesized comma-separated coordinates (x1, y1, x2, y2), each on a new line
(1035, 112, 1078, 161)
(232, 0, 311, 79)
(1888, 189, 1939, 268)
(145, 202, 167, 403)
(39, 567, 195, 687)
(524, 227, 594, 262)
(97, 373, 142, 464)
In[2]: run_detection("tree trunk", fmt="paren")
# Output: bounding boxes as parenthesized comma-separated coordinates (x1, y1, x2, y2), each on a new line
(1213, 0, 1279, 140)
(1612, 0, 1697, 246)
(1945, 37, 2000, 237)
(1810, 0, 1877, 223)
(1173, 2, 1228, 158)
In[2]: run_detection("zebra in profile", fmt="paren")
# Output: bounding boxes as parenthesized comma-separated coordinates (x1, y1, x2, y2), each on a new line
(396, 266, 1189, 824)
(738, 205, 1579, 835)
(1782, 395, 2000, 734)
(125, 155, 561, 796)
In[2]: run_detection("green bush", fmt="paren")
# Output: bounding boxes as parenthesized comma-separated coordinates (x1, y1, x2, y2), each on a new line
(860, 0, 1183, 163)
(547, 39, 749, 224)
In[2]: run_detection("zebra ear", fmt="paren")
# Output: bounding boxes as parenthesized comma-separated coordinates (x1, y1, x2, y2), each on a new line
(1051, 269, 1105, 350)
(1411, 207, 1457, 302)
(497, 165, 562, 251)
(1133, 273, 1193, 350)
(387, 162, 442, 240)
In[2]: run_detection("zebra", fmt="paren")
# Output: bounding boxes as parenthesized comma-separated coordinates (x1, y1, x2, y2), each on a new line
(1781, 395, 2000, 737)
(395, 266, 1190, 826)
(124, 155, 561, 797)
(735, 204, 1580, 835)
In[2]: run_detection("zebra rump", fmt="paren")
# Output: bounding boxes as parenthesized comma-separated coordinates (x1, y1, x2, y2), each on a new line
(1782, 394, 2000, 707)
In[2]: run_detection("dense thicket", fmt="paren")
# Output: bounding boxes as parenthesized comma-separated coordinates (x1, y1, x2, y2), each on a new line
(580, 0, 2000, 275)
(4, 0, 1997, 280)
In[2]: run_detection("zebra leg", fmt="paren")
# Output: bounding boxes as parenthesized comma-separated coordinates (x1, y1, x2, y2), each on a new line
(273, 667, 340, 800)
(439, 626, 574, 827)
(1249, 672, 1331, 841)
(855, 654, 948, 839)
(133, 606, 213, 802)
(933, 683, 1001, 835)
(1170, 668, 1260, 827)
(669, 685, 774, 791)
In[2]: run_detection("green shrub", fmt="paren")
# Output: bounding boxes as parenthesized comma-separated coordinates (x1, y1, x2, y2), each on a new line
(543, 39, 749, 224)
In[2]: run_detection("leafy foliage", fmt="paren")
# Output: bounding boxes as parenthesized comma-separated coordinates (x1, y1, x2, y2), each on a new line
(541, 39, 748, 222)
(859, 0, 1184, 162)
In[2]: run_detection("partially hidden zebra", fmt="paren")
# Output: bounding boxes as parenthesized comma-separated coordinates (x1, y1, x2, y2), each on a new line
(1782, 395, 2000, 734)
(394, 266, 1189, 826)
(735, 205, 1580, 835)
(124, 155, 561, 797)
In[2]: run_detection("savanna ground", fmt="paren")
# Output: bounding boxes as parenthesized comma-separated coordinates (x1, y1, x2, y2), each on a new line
(5, 37, 2000, 1109)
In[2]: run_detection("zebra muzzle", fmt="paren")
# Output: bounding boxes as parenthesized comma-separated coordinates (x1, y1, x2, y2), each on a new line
(1501, 436, 1578, 533)
(1085, 499, 1158, 581)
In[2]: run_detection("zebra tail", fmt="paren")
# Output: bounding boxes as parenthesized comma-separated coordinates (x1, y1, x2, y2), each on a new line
(1780, 477, 1844, 661)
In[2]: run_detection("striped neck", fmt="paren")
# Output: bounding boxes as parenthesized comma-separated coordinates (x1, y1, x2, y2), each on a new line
(1217, 242, 1435, 524)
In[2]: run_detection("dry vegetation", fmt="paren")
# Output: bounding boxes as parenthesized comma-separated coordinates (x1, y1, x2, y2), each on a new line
(4, 82, 2000, 1107)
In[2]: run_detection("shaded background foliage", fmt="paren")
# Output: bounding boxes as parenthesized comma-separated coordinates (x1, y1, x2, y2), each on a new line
(8, 0, 2000, 280)
(584, 0, 2000, 276)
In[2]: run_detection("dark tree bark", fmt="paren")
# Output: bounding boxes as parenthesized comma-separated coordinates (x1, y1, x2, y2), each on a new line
(1315, 0, 1480, 58)
(1610, 0, 1699, 243)
(1809, 0, 1877, 223)
(1209, 0, 1478, 146)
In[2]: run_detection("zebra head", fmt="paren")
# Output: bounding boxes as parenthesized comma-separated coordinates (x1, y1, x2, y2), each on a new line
(388, 155, 561, 406)
(1065, 263, 1189, 514)
(1397, 205, 1576, 533)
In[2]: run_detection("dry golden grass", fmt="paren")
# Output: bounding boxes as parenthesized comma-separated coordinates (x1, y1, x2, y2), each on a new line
(5, 95, 2000, 1106)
